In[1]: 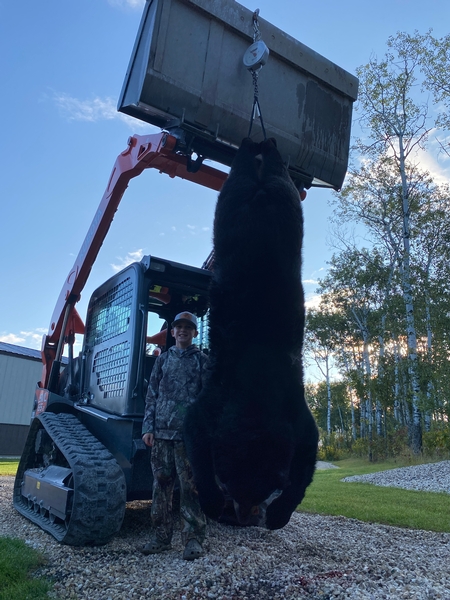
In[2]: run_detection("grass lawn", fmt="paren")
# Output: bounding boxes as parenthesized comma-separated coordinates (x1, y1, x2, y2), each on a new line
(299, 457, 450, 533)
(3, 457, 449, 531)
(0, 538, 51, 600)
(0, 462, 54, 599)
(0, 459, 18, 476)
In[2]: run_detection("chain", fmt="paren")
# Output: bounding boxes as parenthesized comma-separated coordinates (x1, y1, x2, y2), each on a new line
(247, 8, 267, 139)
(251, 69, 259, 98)
(248, 69, 266, 139)
(252, 9, 261, 42)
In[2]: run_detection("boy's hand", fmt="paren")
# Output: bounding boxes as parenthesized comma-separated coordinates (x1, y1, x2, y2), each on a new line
(142, 433, 154, 447)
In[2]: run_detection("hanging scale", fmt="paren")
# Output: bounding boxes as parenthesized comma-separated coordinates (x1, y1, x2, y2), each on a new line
(243, 9, 269, 138)
(243, 9, 269, 71)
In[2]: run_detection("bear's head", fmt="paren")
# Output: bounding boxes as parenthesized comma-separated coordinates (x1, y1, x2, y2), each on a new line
(213, 431, 294, 525)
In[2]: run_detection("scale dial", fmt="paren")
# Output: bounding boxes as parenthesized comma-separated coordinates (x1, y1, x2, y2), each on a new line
(243, 40, 269, 71)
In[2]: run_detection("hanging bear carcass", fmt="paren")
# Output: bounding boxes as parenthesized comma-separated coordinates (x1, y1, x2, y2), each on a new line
(184, 137, 319, 530)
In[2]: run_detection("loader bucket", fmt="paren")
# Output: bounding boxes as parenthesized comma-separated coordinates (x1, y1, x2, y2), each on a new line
(118, 0, 358, 190)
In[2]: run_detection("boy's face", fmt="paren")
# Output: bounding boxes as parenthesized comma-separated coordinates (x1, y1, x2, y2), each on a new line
(171, 322, 198, 349)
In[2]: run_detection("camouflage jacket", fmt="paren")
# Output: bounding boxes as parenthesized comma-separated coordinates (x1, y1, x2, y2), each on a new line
(142, 344, 209, 441)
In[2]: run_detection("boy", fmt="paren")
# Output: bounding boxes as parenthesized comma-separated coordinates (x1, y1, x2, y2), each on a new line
(141, 311, 208, 560)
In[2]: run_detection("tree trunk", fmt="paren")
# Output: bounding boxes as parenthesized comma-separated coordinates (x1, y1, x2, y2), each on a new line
(394, 342, 402, 424)
(424, 284, 433, 432)
(326, 355, 332, 436)
(398, 138, 422, 454)
(349, 387, 357, 441)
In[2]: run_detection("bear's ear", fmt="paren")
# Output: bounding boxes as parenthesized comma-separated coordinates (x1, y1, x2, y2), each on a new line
(240, 137, 254, 148)
(240, 137, 261, 155)
(259, 138, 277, 153)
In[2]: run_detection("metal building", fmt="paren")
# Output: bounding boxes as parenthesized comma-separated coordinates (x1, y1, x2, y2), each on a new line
(0, 342, 43, 456)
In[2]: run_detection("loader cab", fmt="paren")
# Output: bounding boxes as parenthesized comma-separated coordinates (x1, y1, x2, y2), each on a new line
(80, 255, 211, 419)
(72, 255, 211, 499)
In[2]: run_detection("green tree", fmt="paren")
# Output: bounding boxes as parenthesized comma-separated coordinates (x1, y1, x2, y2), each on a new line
(305, 381, 351, 441)
(350, 33, 434, 453)
(305, 306, 346, 435)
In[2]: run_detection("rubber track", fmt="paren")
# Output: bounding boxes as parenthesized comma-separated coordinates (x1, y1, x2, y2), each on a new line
(13, 412, 126, 546)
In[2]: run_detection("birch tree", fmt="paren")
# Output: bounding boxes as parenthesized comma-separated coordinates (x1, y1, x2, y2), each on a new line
(304, 307, 345, 437)
(305, 381, 350, 443)
(316, 249, 387, 457)
(353, 34, 433, 453)
(411, 183, 450, 428)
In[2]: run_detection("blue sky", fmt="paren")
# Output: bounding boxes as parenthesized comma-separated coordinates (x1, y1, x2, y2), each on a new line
(1, 0, 450, 356)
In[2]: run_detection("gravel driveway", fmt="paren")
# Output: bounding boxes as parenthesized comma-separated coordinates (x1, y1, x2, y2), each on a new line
(1, 469, 449, 600)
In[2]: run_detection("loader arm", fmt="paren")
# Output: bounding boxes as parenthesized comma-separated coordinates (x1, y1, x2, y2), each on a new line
(41, 131, 227, 389)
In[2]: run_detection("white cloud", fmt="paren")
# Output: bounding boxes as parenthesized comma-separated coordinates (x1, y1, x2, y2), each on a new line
(305, 293, 322, 309)
(303, 278, 318, 285)
(53, 93, 155, 131)
(179, 224, 211, 236)
(20, 329, 46, 339)
(414, 137, 450, 185)
(359, 130, 450, 185)
(0, 328, 47, 349)
(111, 249, 144, 272)
(0, 333, 26, 344)
(107, 0, 145, 9)
(1, 329, 85, 357)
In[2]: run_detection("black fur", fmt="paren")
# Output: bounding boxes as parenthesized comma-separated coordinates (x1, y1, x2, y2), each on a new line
(184, 138, 318, 530)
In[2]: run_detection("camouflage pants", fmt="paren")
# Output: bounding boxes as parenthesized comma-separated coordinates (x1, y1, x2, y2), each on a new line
(150, 438, 206, 545)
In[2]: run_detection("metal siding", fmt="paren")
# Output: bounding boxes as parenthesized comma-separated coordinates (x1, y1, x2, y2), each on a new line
(0, 354, 41, 425)
(0, 423, 30, 456)
(0, 341, 42, 360)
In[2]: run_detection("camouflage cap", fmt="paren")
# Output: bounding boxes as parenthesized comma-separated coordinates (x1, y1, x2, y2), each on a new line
(171, 311, 198, 329)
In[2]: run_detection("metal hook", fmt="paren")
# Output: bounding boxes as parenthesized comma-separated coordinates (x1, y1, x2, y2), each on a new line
(252, 8, 261, 42)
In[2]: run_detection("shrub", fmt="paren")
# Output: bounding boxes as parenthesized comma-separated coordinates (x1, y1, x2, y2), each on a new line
(348, 428, 410, 461)
(317, 431, 349, 461)
(351, 437, 369, 458)
(423, 425, 450, 458)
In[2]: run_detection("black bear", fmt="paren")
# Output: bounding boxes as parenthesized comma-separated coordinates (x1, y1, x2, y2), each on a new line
(184, 137, 318, 530)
